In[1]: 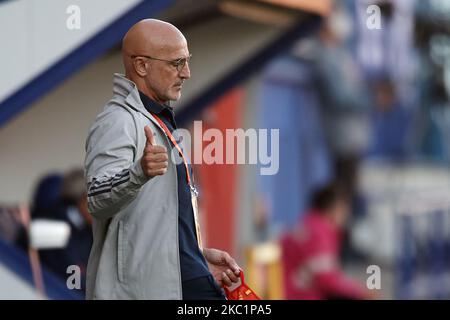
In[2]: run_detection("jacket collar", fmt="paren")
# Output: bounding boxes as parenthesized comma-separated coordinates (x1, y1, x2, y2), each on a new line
(112, 73, 163, 130)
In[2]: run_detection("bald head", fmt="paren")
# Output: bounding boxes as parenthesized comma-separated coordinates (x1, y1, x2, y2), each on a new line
(123, 19, 186, 63)
(121, 19, 191, 104)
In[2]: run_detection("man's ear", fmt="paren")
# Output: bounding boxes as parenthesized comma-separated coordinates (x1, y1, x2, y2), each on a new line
(133, 58, 148, 77)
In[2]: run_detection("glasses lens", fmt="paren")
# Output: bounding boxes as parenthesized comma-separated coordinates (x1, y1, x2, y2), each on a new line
(175, 55, 191, 71)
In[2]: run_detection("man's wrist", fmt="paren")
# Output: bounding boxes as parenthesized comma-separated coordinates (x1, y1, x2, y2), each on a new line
(131, 157, 152, 185)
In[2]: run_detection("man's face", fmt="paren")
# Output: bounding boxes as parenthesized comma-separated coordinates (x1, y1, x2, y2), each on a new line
(145, 41, 191, 103)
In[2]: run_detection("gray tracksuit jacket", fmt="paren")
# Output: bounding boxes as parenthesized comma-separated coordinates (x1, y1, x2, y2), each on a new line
(84, 73, 182, 299)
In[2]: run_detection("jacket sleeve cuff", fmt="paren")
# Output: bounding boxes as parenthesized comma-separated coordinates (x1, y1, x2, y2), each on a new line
(129, 158, 151, 186)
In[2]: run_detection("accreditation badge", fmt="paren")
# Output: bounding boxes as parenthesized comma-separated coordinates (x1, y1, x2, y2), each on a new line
(190, 185, 203, 250)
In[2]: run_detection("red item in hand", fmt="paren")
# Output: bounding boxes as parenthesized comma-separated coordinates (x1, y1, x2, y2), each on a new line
(222, 271, 261, 300)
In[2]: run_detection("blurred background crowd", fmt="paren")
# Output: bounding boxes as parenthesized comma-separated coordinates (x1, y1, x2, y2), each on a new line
(1, 0, 450, 299)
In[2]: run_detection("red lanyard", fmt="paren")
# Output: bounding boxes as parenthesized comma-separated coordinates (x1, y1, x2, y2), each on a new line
(151, 113, 203, 249)
(151, 113, 194, 188)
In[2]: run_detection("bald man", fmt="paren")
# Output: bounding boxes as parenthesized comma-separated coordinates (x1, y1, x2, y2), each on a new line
(84, 19, 240, 299)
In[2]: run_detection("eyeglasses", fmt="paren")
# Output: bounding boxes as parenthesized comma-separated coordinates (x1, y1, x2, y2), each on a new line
(131, 54, 192, 72)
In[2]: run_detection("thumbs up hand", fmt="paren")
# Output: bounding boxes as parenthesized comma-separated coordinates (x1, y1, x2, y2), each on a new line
(140, 125, 169, 177)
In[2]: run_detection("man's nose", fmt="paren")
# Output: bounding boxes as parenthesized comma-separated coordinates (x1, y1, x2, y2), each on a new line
(180, 62, 190, 79)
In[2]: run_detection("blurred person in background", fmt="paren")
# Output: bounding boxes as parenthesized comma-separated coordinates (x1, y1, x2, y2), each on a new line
(311, 7, 371, 262)
(27, 173, 63, 221)
(16, 173, 64, 248)
(312, 8, 371, 197)
(60, 168, 93, 291)
(1, 174, 63, 247)
(368, 77, 412, 161)
(15, 170, 92, 292)
(281, 182, 375, 300)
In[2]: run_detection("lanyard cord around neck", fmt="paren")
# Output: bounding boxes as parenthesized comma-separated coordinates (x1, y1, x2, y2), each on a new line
(150, 113, 203, 249)
(150, 113, 195, 189)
